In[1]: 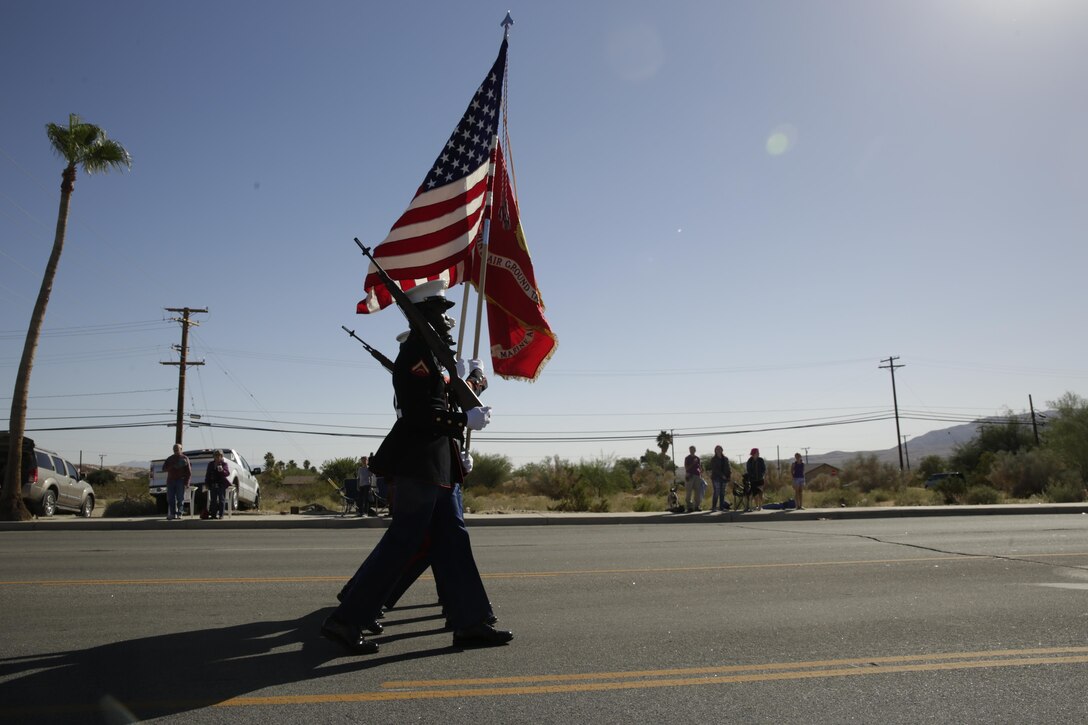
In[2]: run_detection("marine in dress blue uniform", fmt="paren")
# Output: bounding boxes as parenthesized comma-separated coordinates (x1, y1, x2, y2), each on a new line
(321, 281, 512, 654)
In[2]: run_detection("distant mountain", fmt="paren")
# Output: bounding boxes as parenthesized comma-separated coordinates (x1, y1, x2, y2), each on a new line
(807, 413, 1044, 469)
(119, 460, 151, 470)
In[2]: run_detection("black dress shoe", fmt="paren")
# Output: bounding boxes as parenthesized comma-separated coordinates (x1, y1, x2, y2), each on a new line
(448, 612, 497, 630)
(321, 615, 379, 654)
(452, 622, 513, 648)
(366, 619, 383, 635)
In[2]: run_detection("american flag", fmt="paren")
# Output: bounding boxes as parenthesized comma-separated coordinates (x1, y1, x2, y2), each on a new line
(357, 38, 508, 315)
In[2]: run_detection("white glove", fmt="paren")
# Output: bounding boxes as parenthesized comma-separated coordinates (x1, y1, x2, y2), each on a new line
(465, 405, 492, 431)
(461, 451, 474, 473)
(468, 358, 483, 375)
(455, 358, 467, 378)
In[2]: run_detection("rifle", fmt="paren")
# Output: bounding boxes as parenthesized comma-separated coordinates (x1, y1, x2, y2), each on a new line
(341, 325, 394, 372)
(354, 238, 482, 411)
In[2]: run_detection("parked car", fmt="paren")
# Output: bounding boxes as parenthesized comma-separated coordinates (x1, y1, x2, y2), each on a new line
(0, 433, 95, 516)
(924, 472, 966, 489)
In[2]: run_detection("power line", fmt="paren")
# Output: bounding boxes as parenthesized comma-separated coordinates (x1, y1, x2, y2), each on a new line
(0, 319, 170, 340)
(0, 387, 172, 401)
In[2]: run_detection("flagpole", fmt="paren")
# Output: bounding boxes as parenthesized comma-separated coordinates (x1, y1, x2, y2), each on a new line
(464, 15, 513, 454)
(456, 268, 471, 356)
(471, 14, 513, 360)
(471, 147, 496, 361)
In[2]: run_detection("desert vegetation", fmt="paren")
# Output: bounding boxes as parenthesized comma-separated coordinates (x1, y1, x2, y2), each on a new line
(93, 392, 1088, 516)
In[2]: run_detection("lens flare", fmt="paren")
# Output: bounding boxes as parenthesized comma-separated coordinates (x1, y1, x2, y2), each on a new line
(766, 124, 798, 156)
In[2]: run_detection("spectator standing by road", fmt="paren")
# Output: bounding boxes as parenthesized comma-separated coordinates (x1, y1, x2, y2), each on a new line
(684, 446, 705, 512)
(356, 455, 374, 516)
(746, 448, 767, 511)
(161, 444, 191, 521)
(204, 450, 231, 520)
(709, 445, 731, 512)
(791, 453, 805, 510)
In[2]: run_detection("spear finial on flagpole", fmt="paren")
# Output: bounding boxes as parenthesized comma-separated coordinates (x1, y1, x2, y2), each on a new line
(502, 11, 514, 38)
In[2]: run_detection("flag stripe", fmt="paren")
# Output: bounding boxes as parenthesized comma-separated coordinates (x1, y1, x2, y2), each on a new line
(388, 168, 489, 232)
(364, 217, 483, 285)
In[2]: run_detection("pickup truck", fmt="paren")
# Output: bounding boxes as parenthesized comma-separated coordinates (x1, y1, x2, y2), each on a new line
(149, 448, 262, 513)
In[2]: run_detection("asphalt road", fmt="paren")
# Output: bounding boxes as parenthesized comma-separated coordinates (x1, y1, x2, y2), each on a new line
(1, 514, 1087, 723)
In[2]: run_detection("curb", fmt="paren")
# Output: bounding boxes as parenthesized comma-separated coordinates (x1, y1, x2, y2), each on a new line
(1, 503, 1086, 531)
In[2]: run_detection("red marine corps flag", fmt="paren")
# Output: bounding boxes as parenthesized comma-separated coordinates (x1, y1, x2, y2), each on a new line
(356, 38, 508, 314)
(470, 145, 557, 381)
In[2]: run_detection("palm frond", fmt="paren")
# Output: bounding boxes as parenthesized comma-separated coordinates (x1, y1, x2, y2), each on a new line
(44, 113, 131, 173)
(83, 140, 132, 174)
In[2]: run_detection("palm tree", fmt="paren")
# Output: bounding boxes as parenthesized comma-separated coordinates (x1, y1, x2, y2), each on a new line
(1, 115, 130, 521)
(656, 430, 673, 457)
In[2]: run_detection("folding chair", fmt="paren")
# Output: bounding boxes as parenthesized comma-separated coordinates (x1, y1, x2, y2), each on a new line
(733, 475, 752, 513)
(336, 478, 359, 517)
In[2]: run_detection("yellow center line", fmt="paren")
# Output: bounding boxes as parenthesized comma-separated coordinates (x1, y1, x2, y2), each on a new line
(214, 651, 1088, 707)
(3, 647, 1086, 716)
(380, 646, 1088, 688)
(3, 551, 1086, 587)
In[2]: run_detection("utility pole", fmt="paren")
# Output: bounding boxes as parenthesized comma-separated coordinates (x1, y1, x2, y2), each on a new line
(802, 447, 810, 464)
(1029, 394, 1041, 446)
(161, 307, 207, 446)
(879, 356, 905, 471)
(901, 434, 911, 471)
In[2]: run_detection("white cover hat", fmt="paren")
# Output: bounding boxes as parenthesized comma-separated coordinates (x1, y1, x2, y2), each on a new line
(404, 279, 452, 306)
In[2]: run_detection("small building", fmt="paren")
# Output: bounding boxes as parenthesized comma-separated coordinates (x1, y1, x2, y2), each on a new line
(805, 463, 841, 484)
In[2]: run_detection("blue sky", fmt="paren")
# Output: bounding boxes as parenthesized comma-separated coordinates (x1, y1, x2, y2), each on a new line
(2, 1, 1086, 471)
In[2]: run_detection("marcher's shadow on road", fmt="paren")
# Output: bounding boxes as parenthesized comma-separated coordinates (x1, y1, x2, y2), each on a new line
(0, 608, 452, 724)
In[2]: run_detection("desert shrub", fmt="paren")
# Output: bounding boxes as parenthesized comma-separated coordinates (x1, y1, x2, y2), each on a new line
(549, 479, 593, 512)
(766, 485, 791, 505)
(806, 473, 839, 492)
(465, 452, 512, 490)
(633, 496, 658, 512)
(894, 487, 941, 506)
(915, 455, 948, 481)
(986, 449, 1069, 498)
(462, 490, 554, 513)
(951, 416, 1035, 476)
(870, 487, 895, 503)
(930, 473, 968, 504)
(839, 454, 903, 493)
(496, 476, 533, 495)
(1044, 392, 1088, 482)
(255, 478, 340, 512)
(964, 485, 1001, 505)
(103, 495, 158, 517)
(632, 460, 673, 496)
(319, 457, 358, 484)
(514, 458, 564, 498)
(809, 487, 859, 508)
(1045, 479, 1087, 503)
(589, 497, 611, 512)
(511, 456, 613, 511)
(85, 469, 117, 486)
